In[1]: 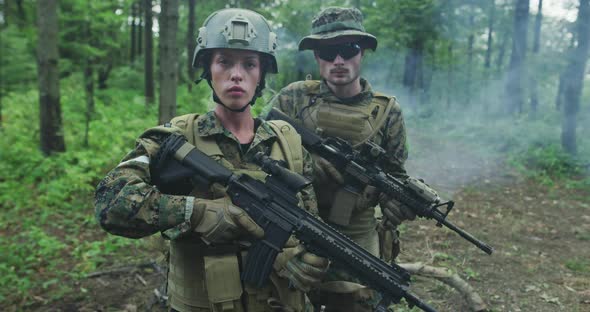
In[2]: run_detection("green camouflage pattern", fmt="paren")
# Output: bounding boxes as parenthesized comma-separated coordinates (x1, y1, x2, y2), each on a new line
(298, 7, 377, 51)
(95, 110, 316, 241)
(269, 78, 408, 303)
(269, 78, 408, 177)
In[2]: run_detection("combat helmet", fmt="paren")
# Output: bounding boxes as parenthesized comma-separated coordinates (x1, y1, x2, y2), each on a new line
(192, 8, 278, 111)
(192, 8, 278, 73)
(298, 7, 377, 51)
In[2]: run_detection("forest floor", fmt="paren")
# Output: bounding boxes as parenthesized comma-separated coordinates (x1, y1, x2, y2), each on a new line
(19, 129, 590, 312)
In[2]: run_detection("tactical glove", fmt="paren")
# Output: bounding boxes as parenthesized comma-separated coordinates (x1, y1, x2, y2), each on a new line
(274, 237, 330, 292)
(312, 154, 344, 184)
(378, 194, 416, 227)
(191, 197, 264, 244)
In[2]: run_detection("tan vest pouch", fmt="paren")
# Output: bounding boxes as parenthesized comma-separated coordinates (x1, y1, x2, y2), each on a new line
(267, 120, 304, 174)
(204, 254, 244, 312)
(328, 185, 360, 226)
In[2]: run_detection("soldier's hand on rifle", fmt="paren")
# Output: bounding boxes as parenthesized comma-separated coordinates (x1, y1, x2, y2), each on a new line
(379, 194, 416, 227)
(312, 154, 345, 184)
(191, 197, 264, 244)
(274, 236, 330, 292)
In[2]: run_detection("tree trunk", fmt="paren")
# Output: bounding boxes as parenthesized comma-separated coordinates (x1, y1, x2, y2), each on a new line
(187, 0, 196, 92)
(37, 0, 65, 155)
(130, 2, 137, 62)
(556, 35, 578, 110)
(138, 2, 143, 56)
(504, 0, 529, 115)
(484, 0, 495, 69)
(496, 28, 509, 73)
(447, 42, 454, 109)
(144, 0, 155, 105)
(529, 0, 543, 116)
(158, 0, 179, 124)
(84, 62, 94, 147)
(97, 62, 112, 90)
(16, 0, 26, 28)
(403, 46, 423, 107)
(561, 0, 590, 155)
(467, 13, 475, 106)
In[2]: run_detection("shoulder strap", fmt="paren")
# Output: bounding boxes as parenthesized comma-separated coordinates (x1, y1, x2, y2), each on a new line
(170, 113, 223, 157)
(266, 120, 304, 174)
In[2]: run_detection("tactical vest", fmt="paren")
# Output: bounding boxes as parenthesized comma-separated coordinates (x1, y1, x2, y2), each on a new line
(299, 80, 395, 253)
(166, 113, 307, 312)
(299, 80, 395, 148)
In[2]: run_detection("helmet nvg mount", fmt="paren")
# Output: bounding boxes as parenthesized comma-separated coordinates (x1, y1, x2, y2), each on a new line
(192, 8, 278, 73)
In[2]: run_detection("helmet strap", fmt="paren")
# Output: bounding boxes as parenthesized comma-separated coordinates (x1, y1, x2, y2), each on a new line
(196, 68, 267, 113)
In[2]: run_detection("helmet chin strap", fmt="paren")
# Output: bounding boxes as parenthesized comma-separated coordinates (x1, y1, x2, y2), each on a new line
(195, 69, 266, 113)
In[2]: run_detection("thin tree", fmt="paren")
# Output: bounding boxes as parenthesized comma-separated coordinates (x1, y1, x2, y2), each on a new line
(187, 0, 196, 92)
(466, 12, 475, 106)
(144, 0, 154, 105)
(484, 0, 495, 69)
(158, 0, 179, 124)
(561, 0, 590, 154)
(504, 0, 529, 114)
(556, 33, 577, 110)
(529, 0, 543, 115)
(130, 1, 138, 62)
(37, 0, 65, 155)
(138, 2, 143, 56)
(83, 6, 94, 147)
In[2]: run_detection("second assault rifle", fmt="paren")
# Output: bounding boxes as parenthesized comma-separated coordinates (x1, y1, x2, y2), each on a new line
(154, 133, 438, 312)
(266, 108, 493, 255)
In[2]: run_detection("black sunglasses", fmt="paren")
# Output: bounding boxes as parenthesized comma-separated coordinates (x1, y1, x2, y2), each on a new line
(317, 43, 361, 62)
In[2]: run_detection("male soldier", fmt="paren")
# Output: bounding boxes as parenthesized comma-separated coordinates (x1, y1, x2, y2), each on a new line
(269, 7, 416, 311)
(95, 9, 328, 312)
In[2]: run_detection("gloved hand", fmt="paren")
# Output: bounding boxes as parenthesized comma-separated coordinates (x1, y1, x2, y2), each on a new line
(378, 194, 416, 227)
(274, 237, 330, 292)
(376, 220, 401, 263)
(191, 197, 264, 244)
(312, 154, 344, 184)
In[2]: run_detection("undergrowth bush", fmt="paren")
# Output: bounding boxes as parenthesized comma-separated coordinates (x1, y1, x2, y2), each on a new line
(0, 75, 209, 306)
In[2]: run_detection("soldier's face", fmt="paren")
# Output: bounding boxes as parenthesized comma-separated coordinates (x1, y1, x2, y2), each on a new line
(210, 49, 261, 109)
(314, 41, 363, 87)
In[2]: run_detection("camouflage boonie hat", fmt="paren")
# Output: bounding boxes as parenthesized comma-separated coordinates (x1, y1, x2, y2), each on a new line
(298, 7, 377, 51)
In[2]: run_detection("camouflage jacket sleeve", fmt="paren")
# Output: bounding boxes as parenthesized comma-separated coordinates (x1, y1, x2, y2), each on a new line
(300, 146, 318, 215)
(94, 129, 193, 240)
(379, 99, 409, 180)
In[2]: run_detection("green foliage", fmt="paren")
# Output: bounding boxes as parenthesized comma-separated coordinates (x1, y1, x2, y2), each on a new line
(0, 25, 37, 95)
(509, 143, 584, 182)
(564, 258, 590, 273)
(0, 75, 158, 305)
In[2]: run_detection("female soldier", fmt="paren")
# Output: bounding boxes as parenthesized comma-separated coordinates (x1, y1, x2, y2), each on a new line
(95, 8, 328, 312)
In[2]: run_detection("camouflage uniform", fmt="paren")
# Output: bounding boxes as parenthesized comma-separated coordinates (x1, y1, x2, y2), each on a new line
(95, 110, 317, 311)
(270, 79, 408, 256)
(269, 7, 409, 312)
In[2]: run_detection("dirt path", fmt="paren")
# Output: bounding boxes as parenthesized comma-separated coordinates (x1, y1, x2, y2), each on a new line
(397, 130, 590, 312)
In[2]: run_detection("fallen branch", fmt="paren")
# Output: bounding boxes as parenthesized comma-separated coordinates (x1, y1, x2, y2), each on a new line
(398, 262, 488, 312)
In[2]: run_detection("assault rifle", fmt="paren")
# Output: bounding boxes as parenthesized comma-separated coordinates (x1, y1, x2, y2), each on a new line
(266, 108, 493, 255)
(154, 133, 438, 312)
